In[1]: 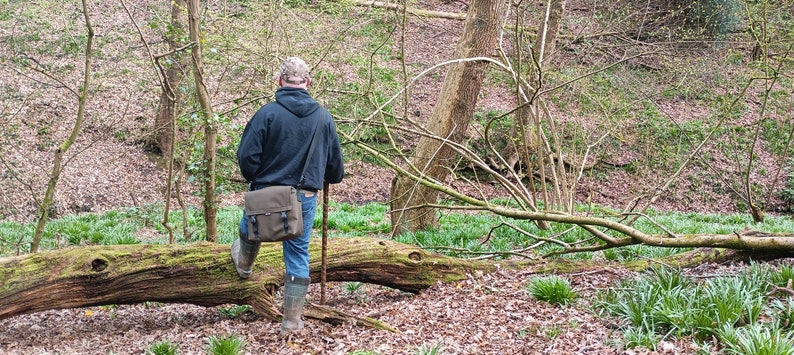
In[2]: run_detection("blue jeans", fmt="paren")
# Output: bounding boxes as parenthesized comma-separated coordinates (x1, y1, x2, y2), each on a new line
(239, 191, 317, 278)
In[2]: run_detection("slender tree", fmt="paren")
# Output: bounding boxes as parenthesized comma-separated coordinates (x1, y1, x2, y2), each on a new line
(187, 0, 218, 242)
(534, 0, 566, 67)
(30, 0, 95, 252)
(154, 0, 189, 157)
(390, 0, 506, 234)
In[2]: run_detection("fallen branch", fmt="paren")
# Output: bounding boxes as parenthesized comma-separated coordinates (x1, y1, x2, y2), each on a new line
(348, 0, 467, 20)
(0, 238, 497, 326)
(622, 247, 794, 271)
(766, 278, 794, 298)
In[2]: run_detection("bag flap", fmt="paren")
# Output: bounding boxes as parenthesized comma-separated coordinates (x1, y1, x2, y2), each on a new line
(245, 186, 296, 214)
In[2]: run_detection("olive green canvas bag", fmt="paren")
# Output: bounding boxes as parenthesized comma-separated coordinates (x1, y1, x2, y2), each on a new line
(245, 185, 303, 242)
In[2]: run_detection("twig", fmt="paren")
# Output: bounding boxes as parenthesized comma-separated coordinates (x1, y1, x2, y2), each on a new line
(766, 279, 794, 298)
(423, 245, 534, 260)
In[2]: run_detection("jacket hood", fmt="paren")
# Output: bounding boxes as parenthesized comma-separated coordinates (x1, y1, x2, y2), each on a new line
(275, 87, 320, 118)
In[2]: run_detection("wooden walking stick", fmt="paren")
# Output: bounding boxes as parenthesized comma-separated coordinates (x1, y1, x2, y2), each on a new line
(320, 180, 329, 305)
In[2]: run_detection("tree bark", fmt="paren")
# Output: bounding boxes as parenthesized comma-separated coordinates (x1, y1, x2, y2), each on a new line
(30, 0, 95, 253)
(533, 0, 566, 67)
(3, 238, 791, 326)
(0, 238, 496, 323)
(622, 247, 794, 271)
(390, 0, 505, 235)
(187, 0, 219, 242)
(154, 0, 188, 157)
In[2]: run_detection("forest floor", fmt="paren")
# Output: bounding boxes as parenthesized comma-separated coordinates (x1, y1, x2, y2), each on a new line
(0, 160, 772, 354)
(0, 252, 756, 355)
(1, 0, 792, 354)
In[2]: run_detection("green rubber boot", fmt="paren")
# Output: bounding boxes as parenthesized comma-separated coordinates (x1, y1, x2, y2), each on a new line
(280, 275, 310, 335)
(230, 233, 260, 279)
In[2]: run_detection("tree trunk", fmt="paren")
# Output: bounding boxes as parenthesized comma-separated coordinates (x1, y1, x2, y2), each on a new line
(533, 0, 566, 67)
(187, 0, 218, 242)
(390, 0, 505, 235)
(3, 239, 787, 326)
(0, 238, 496, 325)
(621, 247, 794, 271)
(30, 1, 95, 253)
(347, 0, 466, 20)
(153, 0, 188, 156)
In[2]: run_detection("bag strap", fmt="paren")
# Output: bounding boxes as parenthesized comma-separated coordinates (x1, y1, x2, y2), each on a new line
(297, 114, 323, 190)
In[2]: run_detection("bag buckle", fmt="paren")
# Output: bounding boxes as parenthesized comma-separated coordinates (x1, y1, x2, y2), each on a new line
(281, 211, 290, 233)
(251, 215, 259, 238)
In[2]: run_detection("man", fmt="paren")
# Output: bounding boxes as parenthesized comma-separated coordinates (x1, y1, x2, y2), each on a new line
(232, 57, 345, 335)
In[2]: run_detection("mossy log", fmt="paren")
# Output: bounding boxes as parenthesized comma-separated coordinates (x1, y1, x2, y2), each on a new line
(622, 247, 794, 271)
(2, 238, 789, 329)
(0, 238, 501, 328)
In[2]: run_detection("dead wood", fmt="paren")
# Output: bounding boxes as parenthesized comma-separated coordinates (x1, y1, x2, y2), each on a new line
(0, 238, 498, 328)
(3, 238, 791, 330)
(622, 247, 794, 271)
(347, 0, 466, 20)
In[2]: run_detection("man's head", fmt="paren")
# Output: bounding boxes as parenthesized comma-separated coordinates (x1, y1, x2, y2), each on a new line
(279, 57, 310, 87)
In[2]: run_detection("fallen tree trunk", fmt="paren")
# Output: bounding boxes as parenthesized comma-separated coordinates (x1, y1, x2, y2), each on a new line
(0, 238, 499, 325)
(2, 238, 790, 328)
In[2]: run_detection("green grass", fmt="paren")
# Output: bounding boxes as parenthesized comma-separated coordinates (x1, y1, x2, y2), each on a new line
(326, 201, 391, 237)
(595, 264, 793, 351)
(770, 298, 794, 329)
(761, 119, 794, 157)
(204, 335, 245, 355)
(527, 275, 577, 305)
(772, 263, 794, 287)
(3, 200, 793, 263)
(414, 342, 446, 355)
(147, 340, 179, 355)
(217, 305, 251, 318)
(343, 281, 369, 303)
(344, 281, 364, 294)
(718, 323, 794, 355)
(347, 351, 378, 355)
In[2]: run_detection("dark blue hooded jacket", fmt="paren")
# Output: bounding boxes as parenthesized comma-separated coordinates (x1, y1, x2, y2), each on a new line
(237, 87, 344, 191)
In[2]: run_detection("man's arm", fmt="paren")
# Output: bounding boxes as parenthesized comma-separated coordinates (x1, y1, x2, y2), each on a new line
(325, 120, 345, 184)
(237, 113, 265, 182)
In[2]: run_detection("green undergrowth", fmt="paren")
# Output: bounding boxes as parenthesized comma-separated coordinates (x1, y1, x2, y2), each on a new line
(204, 334, 246, 355)
(595, 263, 794, 353)
(527, 275, 578, 306)
(2, 201, 792, 262)
(4, 200, 790, 354)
